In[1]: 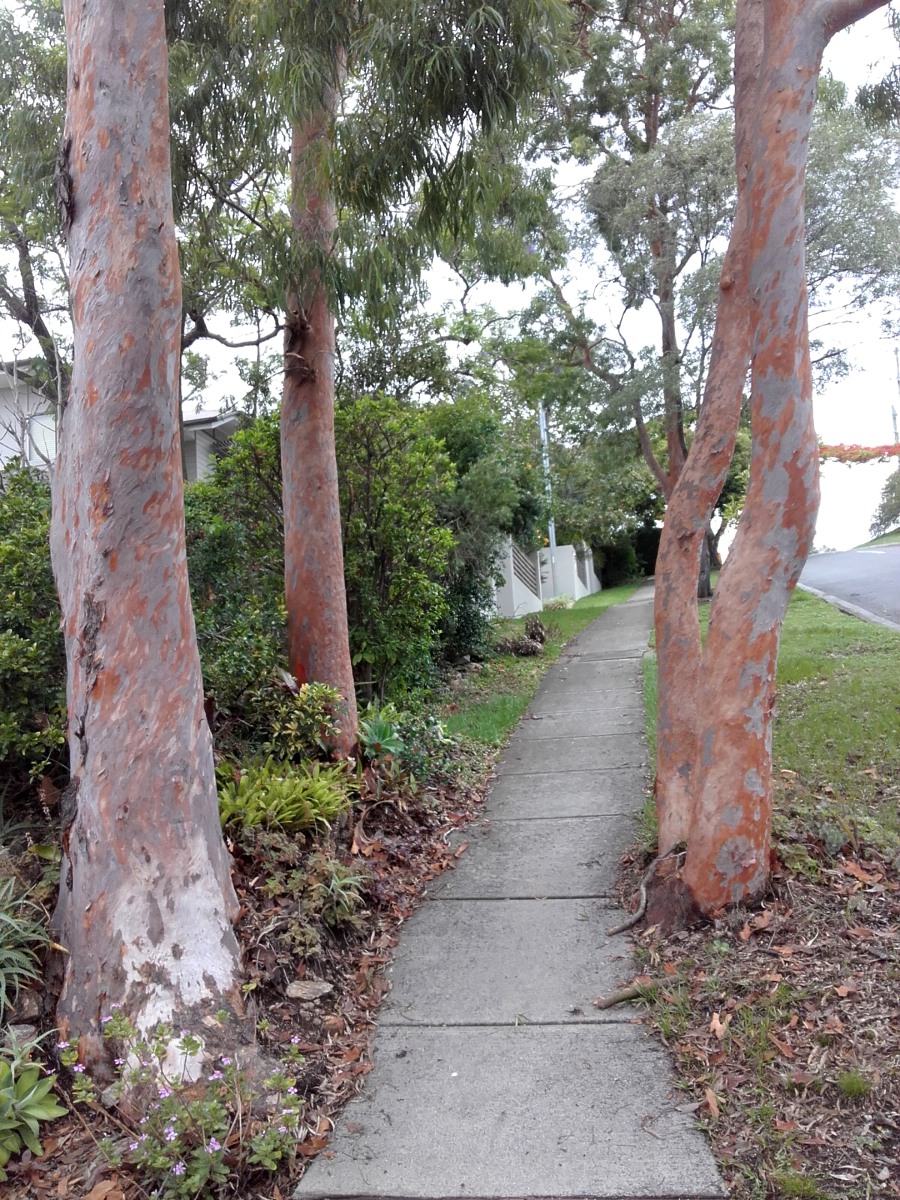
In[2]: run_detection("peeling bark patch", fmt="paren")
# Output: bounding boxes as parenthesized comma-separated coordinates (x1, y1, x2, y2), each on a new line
(79, 591, 105, 681)
(715, 837, 766, 905)
(743, 768, 765, 798)
(721, 803, 744, 831)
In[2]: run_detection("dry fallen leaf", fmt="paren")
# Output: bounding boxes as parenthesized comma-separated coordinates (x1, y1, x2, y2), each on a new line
(834, 980, 859, 998)
(297, 1135, 330, 1156)
(705, 1087, 720, 1121)
(843, 861, 882, 885)
(768, 1032, 795, 1059)
(710, 1011, 731, 1040)
(83, 1183, 123, 1200)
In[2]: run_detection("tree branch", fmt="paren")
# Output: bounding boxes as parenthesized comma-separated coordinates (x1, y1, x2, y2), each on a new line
(819, 0, 891, 40)
(181, 313, 282, 352)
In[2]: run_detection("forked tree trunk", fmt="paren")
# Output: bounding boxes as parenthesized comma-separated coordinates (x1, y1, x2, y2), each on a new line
(653, 0, 889, 913)
(282, 98, 358, 756)
(50, 0, 244, 1075)
(653, 0, 761, 855)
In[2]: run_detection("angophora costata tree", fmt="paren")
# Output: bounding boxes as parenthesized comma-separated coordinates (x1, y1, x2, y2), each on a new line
(652, 0, 890, 919)
(245, 0, 567, 753)
(50, 0, 245, 1071)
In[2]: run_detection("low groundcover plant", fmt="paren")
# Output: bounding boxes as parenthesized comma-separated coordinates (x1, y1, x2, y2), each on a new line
(61, 1008, 304, 1198)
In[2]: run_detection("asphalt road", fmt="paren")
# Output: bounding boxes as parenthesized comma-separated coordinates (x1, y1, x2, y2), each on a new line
(800, 543, 900, 628)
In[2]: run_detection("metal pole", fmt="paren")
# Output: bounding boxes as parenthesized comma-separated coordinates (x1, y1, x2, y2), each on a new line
(538, 401, 558, 598)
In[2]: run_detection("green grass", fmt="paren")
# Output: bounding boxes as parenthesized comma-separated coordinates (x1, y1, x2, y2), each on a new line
(636, 586, 899, 1200)
(641, 586, 900, 860)
(773, 589, 900, 855)
(442, 583, 639, 744)
(861, 528, 900, 546)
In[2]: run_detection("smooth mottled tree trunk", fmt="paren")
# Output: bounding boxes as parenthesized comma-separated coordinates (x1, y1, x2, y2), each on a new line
(282, 98, 358, 756)
(653, 0, 889, 912)
(50, 0, 243, 1074)
(653, 0, 761, 856)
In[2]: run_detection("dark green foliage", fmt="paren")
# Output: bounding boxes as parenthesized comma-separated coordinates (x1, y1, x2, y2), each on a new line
(337, 395, 455, 700)
(186, 402, 460, 709)
(0, 467, 66, 791)
(870, 466, 900, 537)
(594, 537, 640, 588)
(423, 393, 546, 662)
(184, 419, 288, 751)
(266, 683, 347, 761)
(632, 520, 662, 577)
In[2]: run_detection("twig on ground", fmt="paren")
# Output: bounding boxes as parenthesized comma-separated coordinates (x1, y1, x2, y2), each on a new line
(593, 979, 659, 1009)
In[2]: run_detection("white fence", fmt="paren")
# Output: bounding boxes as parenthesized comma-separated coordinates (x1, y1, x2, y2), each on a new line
(494, 539, 601, 618)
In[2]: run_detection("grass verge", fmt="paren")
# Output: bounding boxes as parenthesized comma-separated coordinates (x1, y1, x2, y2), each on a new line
(440, 583, 639, 744)
(862, 528, 900, 546)
(636, 588, 900, 1200)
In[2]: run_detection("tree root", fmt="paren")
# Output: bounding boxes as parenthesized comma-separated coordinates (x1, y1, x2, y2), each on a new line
(606, 849, 686, 936)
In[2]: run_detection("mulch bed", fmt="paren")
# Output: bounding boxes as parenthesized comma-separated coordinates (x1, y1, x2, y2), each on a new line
(616, 829, 900, 1199)
(4, 746, 494, 1200)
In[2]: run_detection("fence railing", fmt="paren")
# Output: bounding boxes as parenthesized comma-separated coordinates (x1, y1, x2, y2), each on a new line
(576, 552, 588, 589)
(511, 543, 539, 596)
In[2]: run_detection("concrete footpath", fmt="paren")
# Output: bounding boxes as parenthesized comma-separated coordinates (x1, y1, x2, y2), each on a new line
(296, 587, 726, 1200)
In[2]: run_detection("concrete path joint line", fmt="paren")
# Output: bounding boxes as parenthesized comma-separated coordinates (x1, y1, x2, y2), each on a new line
(378, 1018, 641, 1029)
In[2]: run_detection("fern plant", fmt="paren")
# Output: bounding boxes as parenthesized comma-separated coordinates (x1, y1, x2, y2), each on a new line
(218, 759, 355, 833)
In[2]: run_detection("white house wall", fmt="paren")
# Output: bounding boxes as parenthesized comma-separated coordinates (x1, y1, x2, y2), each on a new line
(0, 382, 55, 468)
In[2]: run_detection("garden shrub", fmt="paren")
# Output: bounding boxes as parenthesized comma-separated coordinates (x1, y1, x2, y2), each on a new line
(423, 395, 546, 664)
(336, 394, 455, 701)
(594, 536, 640, 587)
(0, 467, 66, 792)
(187, 402, 460, 711)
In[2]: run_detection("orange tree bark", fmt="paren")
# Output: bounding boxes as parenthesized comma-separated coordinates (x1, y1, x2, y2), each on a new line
(282, 93, 358, 756)
(50, 0, 243, 1073)
(654, 0, 890, 911)
(653, 0, 762, 854)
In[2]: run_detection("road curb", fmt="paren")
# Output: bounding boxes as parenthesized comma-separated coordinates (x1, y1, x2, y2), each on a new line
(797, 583, 900, 633)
